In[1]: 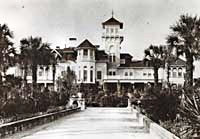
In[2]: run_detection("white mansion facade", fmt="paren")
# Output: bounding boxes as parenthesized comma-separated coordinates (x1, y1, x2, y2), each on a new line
(10, 16, 186, 92)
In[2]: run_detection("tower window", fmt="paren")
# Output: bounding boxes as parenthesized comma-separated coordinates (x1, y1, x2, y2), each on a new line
(90, 70, 93, 82)
(111, 28, 114, 33)
(113, 55, 116, 62)
(84, 70, 87, 81)
(109, 56, 112, 62)
(83, 49, 88, 56)
(90, 50, 93, 57)
(106, 28, 109, 33)
(115, 28, 118, 33)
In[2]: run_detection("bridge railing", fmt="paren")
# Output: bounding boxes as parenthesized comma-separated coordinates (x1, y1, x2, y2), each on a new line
(0, 107, 81, 138)
(130, 105, 180, 139)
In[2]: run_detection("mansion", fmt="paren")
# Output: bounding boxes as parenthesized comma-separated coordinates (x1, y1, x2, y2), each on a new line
(10, 15, 186, 92)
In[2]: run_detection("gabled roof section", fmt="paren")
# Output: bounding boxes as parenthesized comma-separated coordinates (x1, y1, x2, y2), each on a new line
(120, 53, 133, 59)
(51, 49, 62, 58)
(76, 39, 96, 50)
(96, 50, 108, 61)
(102, 17, 123, 29)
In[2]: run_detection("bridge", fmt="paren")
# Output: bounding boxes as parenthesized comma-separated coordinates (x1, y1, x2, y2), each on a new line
(4, 107, 178, 139)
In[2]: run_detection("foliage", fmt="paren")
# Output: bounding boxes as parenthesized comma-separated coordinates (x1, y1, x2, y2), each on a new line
(19, 36, 53, 88)
(0, 24, 15, 83)
(57, 67, 76, 96)
(167, 14, 200, 87)
(141, 86, 181, 123)
(178, 87, 200, 137)
(144, 45, 166, 86)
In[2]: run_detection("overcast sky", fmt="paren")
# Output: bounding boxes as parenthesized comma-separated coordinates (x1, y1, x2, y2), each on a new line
(1, 0, 200, 60)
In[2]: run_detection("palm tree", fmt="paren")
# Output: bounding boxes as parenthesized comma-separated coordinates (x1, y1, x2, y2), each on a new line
(0, 24, 15, 83)
(144, 45, 165, 86)
(167, 14, 200, 87)
(19, 36, 52, 90)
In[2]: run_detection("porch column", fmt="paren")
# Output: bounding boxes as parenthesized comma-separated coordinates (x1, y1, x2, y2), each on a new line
(103, 83, 107, 92)
(117, 80, 121, 95)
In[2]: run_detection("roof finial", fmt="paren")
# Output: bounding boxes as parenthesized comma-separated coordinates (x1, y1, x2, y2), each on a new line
(112, 10, 114, 18)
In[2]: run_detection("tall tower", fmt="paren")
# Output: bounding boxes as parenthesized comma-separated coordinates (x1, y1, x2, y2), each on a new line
(102, 13, 124, 67)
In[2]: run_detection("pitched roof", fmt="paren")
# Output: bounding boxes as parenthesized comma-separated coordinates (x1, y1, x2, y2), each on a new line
(76, 39, 96, 50)
(120, 53, 133, 59)
(102, 17, 123, 29)
(120, 60, 146, 68)
(96, 50, 108, 61)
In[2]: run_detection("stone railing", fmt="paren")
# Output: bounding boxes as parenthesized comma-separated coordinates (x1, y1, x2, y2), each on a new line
(0, 107, 81, 138)
(131, 106, 180, 139)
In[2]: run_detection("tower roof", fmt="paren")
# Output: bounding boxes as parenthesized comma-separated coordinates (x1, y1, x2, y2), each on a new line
(102, 17, 123, 29)
(76, 39, 96, 50)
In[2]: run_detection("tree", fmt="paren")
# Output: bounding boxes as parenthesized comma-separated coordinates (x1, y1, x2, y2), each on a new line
(144, 45, 165, 86)
(19, 36, 52, 89)
(167, 14, 200, 87)
(0, 24, 15, 83)
(57, 67, 76, 96)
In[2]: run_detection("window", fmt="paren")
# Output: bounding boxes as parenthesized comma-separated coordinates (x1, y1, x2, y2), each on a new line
(109, 56, 112, 62)
(106, 28, 109, 33)
(39, 71, 43, 76)
(111, 28, 114, 33)
(84, 70, 87, 81)
(130, 72, 133, 76)
(108, 71, 116, 76)
(125, 72, 128, 76)
(143, 73, 147, 76)
(173, 68, 177, 78)
(83, 49, 88, 56)
(90, 66, 93, 69)
(84, 66, 87, 68)
(90, 50, 93, 57)
(113, 55, 116, 62)
(148, 73, 151, 76)
(90, 70, 93, 82)
(115, 28, 118, 33)
(97, 71, 102, 80)
(178, 68, 182, 77)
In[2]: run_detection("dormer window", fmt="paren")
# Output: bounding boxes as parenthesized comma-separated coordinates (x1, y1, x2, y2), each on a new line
(90, 50, 93, 57)
(106, 28, 109, 33)
(111, 28, 114, 33)
(115, 28, 118, 33)
(83, 49, 88, 56)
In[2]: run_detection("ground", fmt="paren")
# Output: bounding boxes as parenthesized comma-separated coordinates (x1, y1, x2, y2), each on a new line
(4, 108, 161, 139)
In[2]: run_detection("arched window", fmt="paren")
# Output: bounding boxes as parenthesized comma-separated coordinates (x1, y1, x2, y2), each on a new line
(172, 68, 177, 78)
(178, 68, 182, 77)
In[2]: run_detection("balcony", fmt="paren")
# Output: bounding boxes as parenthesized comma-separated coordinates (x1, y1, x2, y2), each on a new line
(103, 75, 160, 83)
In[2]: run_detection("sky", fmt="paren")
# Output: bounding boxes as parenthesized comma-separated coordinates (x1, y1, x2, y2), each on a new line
(1, 0, 200, 61)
